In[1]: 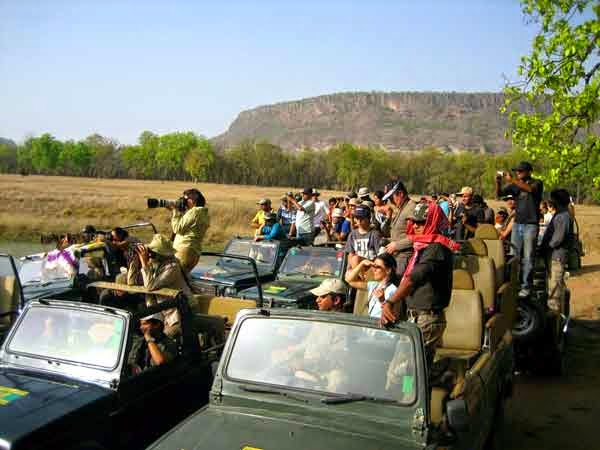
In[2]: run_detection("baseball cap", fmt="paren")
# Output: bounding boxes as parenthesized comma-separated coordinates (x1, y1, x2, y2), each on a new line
(310, 278, 347, 297)
(382, 179, 406, 201)
(332, 208, 345, 218)
(513, 161, 533, 172)
(264, 212, 277, 221)
(502, 194, 515, 201)
(312, 189, 320, 196)
(497, 207, 508, 215)
(302, 187, 313, 195)
(257, 198, 271, 205)
(141, 312, 164, 322)
(411, 203, 429, 223)
(455, 186, 473, 196)
(354, 205, 371, 218)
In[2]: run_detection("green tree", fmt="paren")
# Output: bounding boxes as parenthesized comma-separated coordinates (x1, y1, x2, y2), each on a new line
(0, 144, 17, 173)
(30, 133, 63, 174)
(58, 140, 94, 176)
(183, 138, 216, 182)
(503, 0, 600, 200)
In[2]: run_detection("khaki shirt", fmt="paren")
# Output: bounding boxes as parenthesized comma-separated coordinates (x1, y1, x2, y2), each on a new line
(140, 258, 193, 331)
(171, 207, 209, 256)
(385, 199, 418, 252)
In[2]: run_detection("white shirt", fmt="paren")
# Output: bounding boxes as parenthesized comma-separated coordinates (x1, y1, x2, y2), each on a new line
(313, 200, 328, 227)
(367, 282, 398, 319)
(295, 199, 315, 234)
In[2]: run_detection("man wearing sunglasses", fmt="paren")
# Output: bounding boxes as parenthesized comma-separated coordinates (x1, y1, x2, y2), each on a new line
(496, 161, 543, 298)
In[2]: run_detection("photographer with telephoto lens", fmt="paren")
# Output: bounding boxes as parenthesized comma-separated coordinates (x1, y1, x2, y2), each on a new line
(168, 189, 209, 273)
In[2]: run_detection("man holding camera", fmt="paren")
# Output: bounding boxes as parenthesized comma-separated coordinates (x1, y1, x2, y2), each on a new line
(287, 188, 316, 246)
(170, 189, 209, 274)
(496, 161, 543, 298)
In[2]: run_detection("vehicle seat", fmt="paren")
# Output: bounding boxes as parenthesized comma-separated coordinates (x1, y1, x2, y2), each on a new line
(454, 239, 496, 314)
(190, 294, 257, 327)
(0, 276, 19, 327)
(435, 270, 483, 364)
(474, 224, 505, 288)
(353, 288, 369, 316)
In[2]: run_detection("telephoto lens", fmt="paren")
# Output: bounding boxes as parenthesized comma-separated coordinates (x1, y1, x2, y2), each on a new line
(147, 198, 160, 208)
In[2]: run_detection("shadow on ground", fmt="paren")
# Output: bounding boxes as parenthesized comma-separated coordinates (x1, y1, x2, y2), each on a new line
(502, 319, 600, 450)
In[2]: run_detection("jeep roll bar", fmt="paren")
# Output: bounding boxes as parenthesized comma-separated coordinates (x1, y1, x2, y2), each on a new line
(0, 253, 25, 312)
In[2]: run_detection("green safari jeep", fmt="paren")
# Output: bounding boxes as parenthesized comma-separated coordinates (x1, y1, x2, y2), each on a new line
(147, 304, 514, 450)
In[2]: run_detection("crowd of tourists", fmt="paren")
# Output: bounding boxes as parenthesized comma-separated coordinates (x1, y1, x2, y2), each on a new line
(42, 161, 575, 376)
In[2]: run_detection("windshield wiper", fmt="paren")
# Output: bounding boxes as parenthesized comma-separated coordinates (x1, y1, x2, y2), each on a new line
(239, 385, 309, 403)
(320, 393, 397, 405)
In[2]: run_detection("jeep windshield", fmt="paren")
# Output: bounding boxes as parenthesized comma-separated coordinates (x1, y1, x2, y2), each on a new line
(220, 240, 278, 268)
(19, 252, 92, 286)
(226, 317, 417, 404)
(6, 305, 126, 370)
(278, 248, 344, 278)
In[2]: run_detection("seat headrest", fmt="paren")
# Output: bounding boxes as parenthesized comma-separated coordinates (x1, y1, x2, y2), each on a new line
(461, 238, 488, 256)
(452, 269, 474, 290)
(475, 224, 499, 240)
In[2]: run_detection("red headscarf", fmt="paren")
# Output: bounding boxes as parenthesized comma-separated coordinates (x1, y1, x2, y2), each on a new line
(402, 201, 460, 282)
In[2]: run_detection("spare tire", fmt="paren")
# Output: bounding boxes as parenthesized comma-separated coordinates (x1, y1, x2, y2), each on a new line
(512, 298, 545, 341)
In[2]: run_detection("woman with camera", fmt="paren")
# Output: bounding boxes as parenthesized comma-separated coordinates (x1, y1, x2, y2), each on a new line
(169, 189, 210, 274)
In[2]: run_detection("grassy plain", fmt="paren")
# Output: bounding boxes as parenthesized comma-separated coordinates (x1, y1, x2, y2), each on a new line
(0, 174, 344, 249)
(1, 173, 600, 254)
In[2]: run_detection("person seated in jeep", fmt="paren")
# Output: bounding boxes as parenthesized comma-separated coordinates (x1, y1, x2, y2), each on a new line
(381, 202, 460, 372)
(254, 212, 286, 242)
(128, 313, 178, 375)
(310, 278, 347, 312)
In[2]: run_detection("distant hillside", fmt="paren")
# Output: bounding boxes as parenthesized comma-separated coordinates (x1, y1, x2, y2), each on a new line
(214, 91, 511, 153)
(0, 137, 16, 147)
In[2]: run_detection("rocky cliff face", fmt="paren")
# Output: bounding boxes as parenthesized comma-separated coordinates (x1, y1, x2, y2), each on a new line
(214, 91, 510, 153)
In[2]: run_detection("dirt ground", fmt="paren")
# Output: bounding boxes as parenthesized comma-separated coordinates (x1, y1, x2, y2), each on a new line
(503, 254, 600, 450)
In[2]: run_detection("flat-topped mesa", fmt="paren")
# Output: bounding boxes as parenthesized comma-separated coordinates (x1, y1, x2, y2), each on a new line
(213, 91, 509, 153)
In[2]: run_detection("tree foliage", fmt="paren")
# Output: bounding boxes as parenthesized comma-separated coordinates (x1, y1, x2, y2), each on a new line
(504, 0, 600, 198)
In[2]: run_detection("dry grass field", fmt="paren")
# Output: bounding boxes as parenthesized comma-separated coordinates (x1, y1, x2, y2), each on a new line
(0, 174, 343, 249)
(1, 173, 599, 254)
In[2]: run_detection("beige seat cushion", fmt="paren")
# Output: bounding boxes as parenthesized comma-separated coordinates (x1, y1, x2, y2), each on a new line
(474, 224, 499, 240)
(440, 289, 483, 351)
(190, 294, 257, 326)
(474, 227, 506, 288)
(454, 255, 496, 313)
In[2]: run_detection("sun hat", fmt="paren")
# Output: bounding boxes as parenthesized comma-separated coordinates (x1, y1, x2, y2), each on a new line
(310, 278, 347, 297)
(362, 200, 375, 210)
(455, 186, 473, 196)
(348, 198, 362, 206)
(257, 198, 271, 205)
(357, 187, 370, 198)
(354, 205, 371, 219)
(146, 234, 176, 257)
(141, 312, 164, 322)
(411, 203, 429, 223)
(264, 212, 277, 222)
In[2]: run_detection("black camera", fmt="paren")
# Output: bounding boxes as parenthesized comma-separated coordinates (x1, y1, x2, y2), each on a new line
(147, 197, 187, 212)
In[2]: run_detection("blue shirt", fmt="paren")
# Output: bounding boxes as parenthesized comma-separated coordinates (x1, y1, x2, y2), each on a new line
(261, 223, 286, 241)
(439, 200, 449, 217)
(334, 219, 351, 235)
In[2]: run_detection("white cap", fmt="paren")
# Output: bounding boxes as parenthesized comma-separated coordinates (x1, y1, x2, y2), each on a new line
(141, 312, 164, 322)
(310, 278, 347, 296)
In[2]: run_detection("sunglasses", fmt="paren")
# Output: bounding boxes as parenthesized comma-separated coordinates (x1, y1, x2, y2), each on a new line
(412, 220, 426, 226)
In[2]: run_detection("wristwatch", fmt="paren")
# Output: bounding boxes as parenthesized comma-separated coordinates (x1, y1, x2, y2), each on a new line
(145, 337, 156, 343)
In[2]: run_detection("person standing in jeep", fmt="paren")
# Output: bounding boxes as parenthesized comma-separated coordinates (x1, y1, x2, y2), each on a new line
(382, 179, 418, 277)
(496, 161, 543, 298)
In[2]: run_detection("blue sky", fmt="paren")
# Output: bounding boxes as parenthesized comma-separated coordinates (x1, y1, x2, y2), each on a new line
(0, 0, 537, 144)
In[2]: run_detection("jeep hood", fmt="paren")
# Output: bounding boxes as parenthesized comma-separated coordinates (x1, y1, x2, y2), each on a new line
(244, 279, 318, 299)
(0, 370, 110, 446)
(150, 406, 420, 450)
(191, 265, 271, 285)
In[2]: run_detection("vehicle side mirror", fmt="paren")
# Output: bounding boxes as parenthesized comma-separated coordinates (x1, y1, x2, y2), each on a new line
(446, 398, 470, 432)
